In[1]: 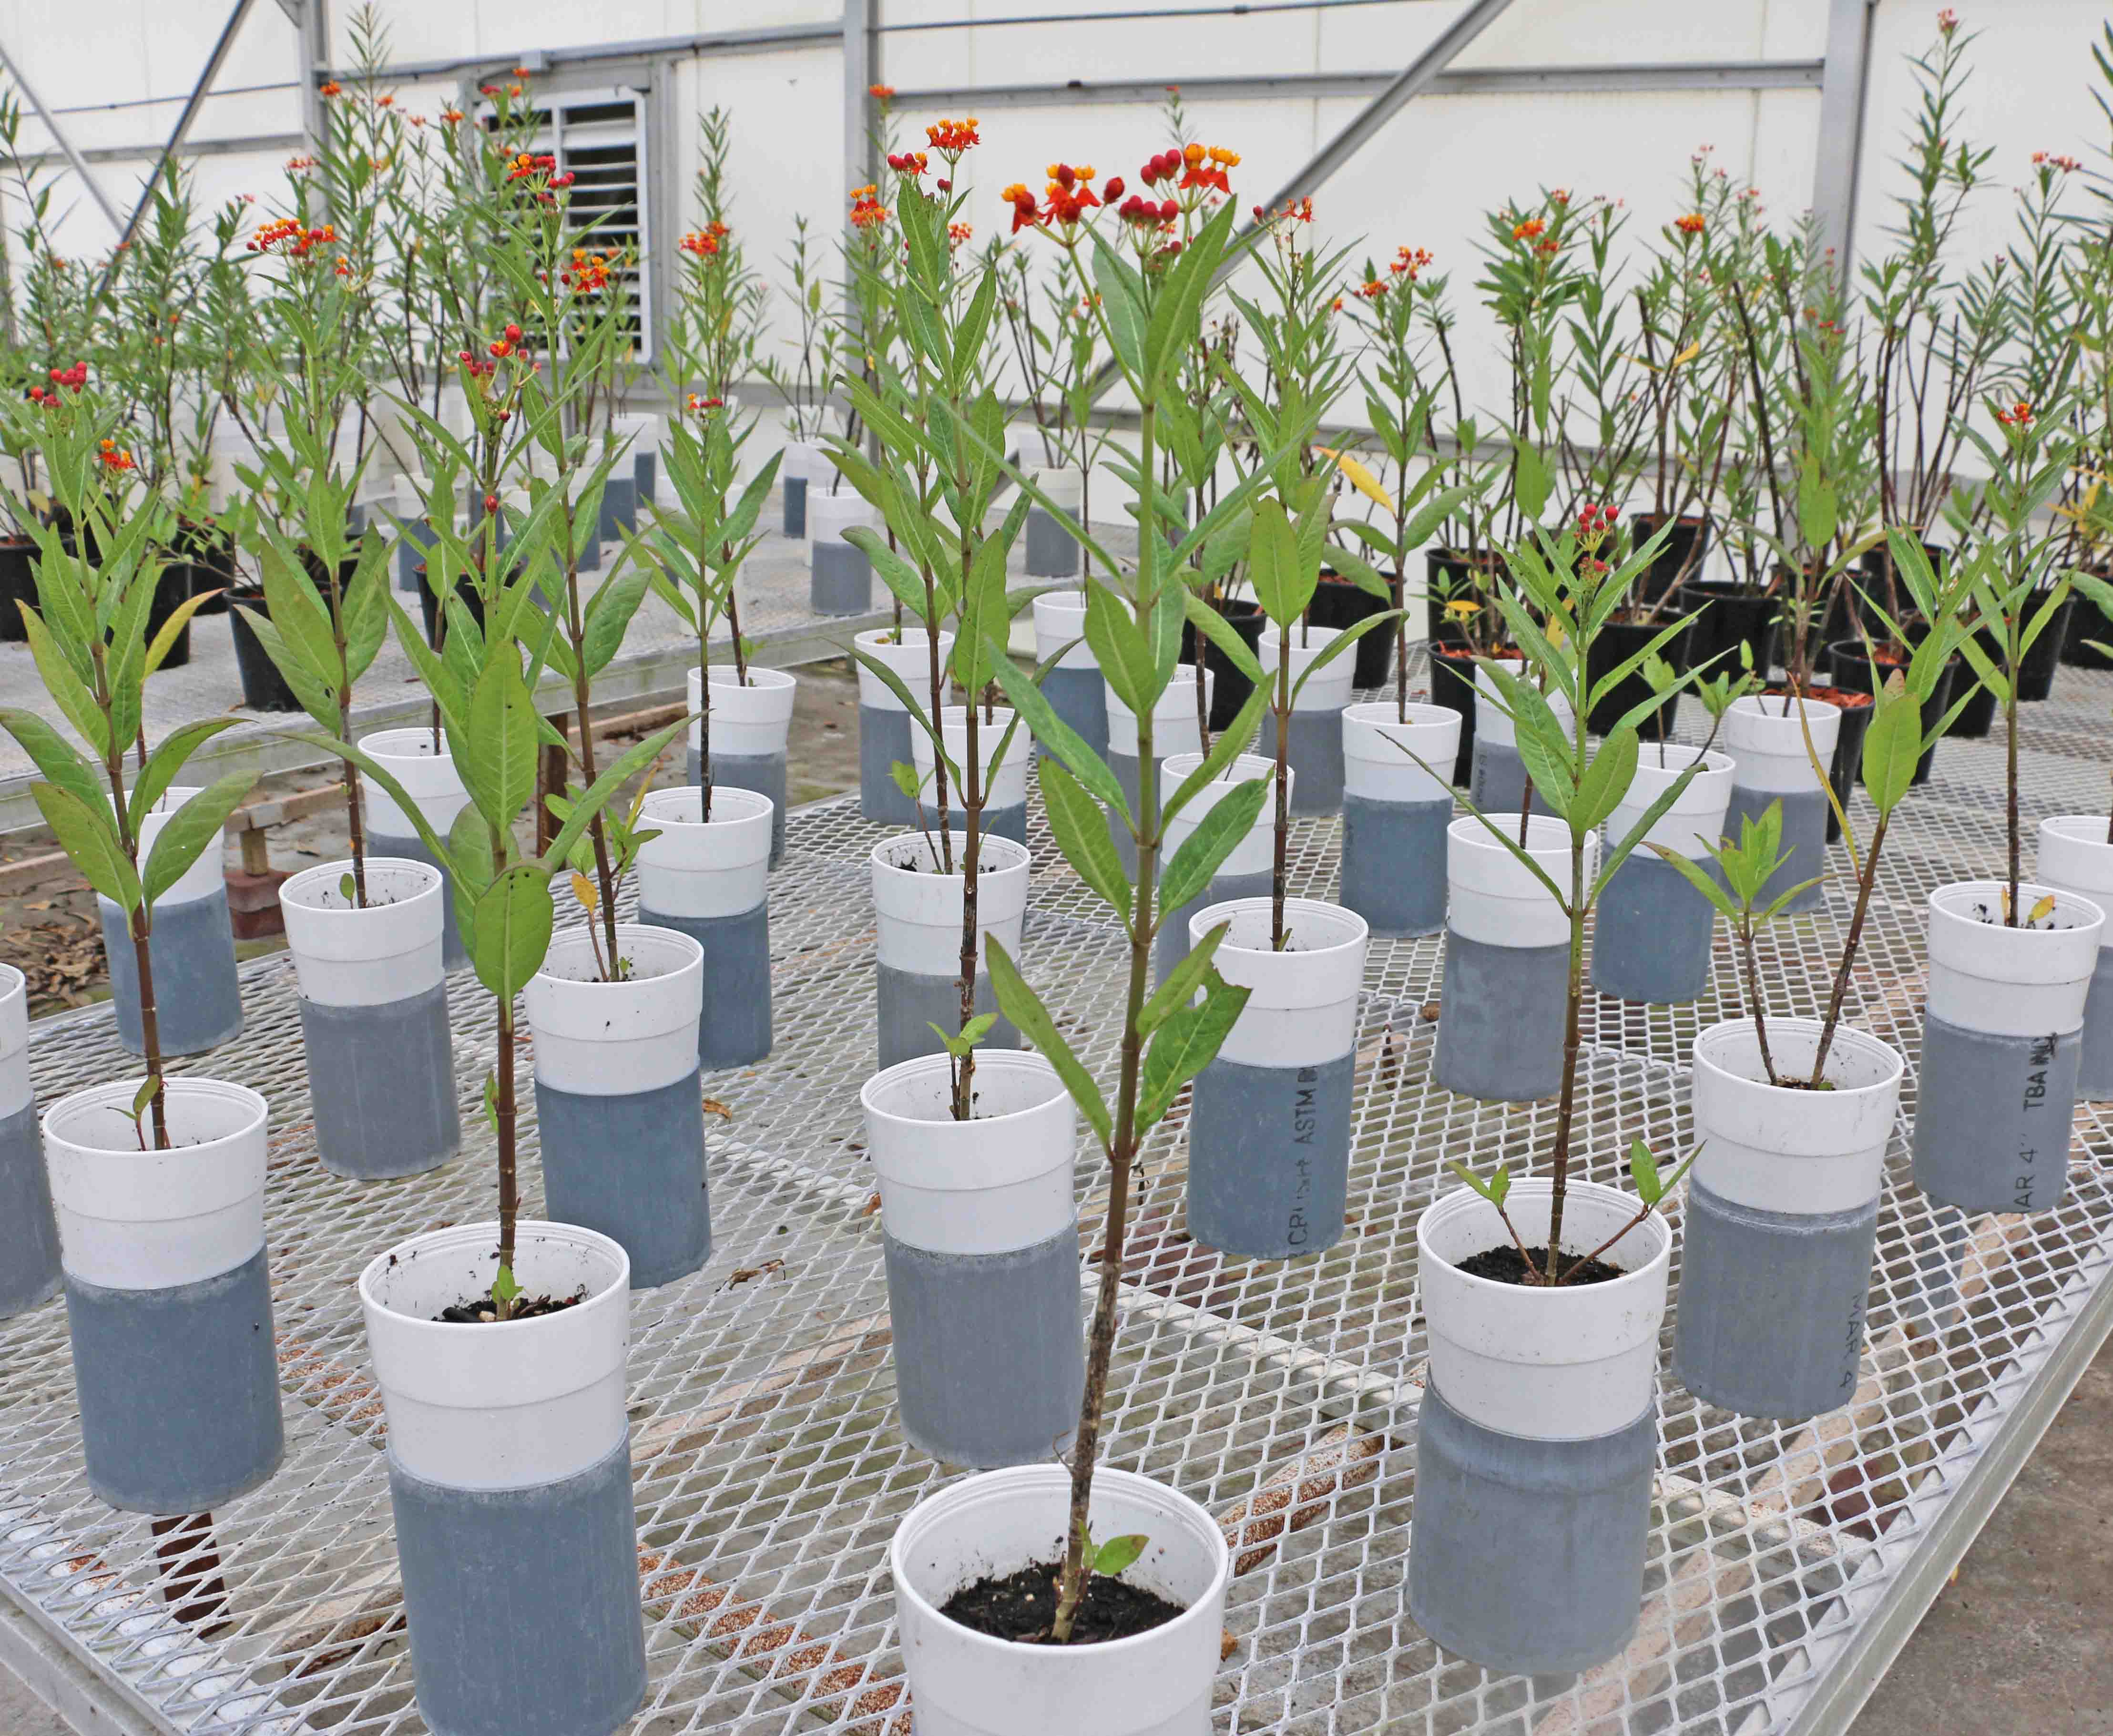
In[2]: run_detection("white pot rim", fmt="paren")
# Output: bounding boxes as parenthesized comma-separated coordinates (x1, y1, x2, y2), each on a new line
(855, 625, 953, 651)
(860, 1048, 1068, 1133)
(1418, 1176, 1671, 1297)
(1344, 700, 1455, 731)
(1194, 895, 1367, 961)
(533, 922, 704, 989)
(358, 1219, 629, 1332)
(639, 785, 774, 827)
(44, 1074, 267, 1156)
(870, 832, 1032, 881)
(1692, 1017, 1904, 1100)
(357, 726, 456, 759)
(889, 1465, 1231, 1659)
(280, 856, 443, 915)
(1929, 878, 2106, 940)
(707, 664, 797, 693)
(2041, 814, 2113, 852)
(1447, 812, 1573, 859)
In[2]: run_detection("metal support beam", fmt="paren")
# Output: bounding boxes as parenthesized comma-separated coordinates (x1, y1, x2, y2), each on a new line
(843, 0, 876, 209)
(327, 21, 843, 87)
(0, 38, 125, 233)
(1812, 0, 1876, 276)
(109, 0, 263, 262)
(297, 0, 328, 163)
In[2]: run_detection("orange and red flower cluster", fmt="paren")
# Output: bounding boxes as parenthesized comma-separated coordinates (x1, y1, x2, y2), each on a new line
(948, 221, 974, 248)
(1674, 213, 1707, 235)
(1512, 217, 1546, 243)
(2031, 151, 2081, 172)
(926, 118, 980, 156)
(28, 362, 87, 404)
(680, 226, 727, 257)
(850, 185, 891, 229)
(561, 249, 615, 294)
(1995, 400, 2034, 428)
(686, 393, 725, 413)
(97, 438, 134, 472)
(248, 217, 338, 258)
(1575, 502, 1619, 547)
(886, 151, 929, 177)
(1390, 245, 1432, 279)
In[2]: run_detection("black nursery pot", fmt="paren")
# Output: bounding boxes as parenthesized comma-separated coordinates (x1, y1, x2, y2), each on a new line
(1586, 613, 1695, 739)
(1679, 578, 1779, 679)
(1178, 598, 1266, 731)
(1826, 640, 1955, 787)
(175, 522, 237, 617)
(2014, 589, 2073, 701)
(1427, 643, 1480, 787)
(2060, 575, 2113, 669)
(227, 591, 303, 712)
(1424, 548, 1498, 650)
(1947, 666, 1999, 739)
(1630, 513, 1710, 601)
(416, 566, 490, 649)
(145, 561, 194, 671)
(0, 540, 36, 643)
(1308, 570, 1393, 689)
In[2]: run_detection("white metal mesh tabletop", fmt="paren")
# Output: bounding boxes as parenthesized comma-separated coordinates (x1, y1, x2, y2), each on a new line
(2, 664, 2111, 1736)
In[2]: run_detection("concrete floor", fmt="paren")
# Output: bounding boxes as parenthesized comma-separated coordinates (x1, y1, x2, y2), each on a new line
(0, 658, 2108, 1733)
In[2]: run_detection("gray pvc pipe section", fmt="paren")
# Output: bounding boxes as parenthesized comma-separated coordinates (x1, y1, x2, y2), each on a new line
(368, 829, 469, 971)
(633, 451, 657, 509)
(299, 984, 460, 1179)
(1592, 852, 1717, 1004)
(1338, 793, 1449, 939)
(388, 1434, 646, 1736)
(1673, 1180, 1879, 1423)
(1186, 1052, 1353, 1259)
(1025, 507, 1080, 579)
(1408, 1380, 1657, 1676)
(782, 474, 808, 538)
(397, 518, 436, 592)
(638, 902, 773, 1070)
(2080, 949, 2113, 1101)
(1434, 930, 1569, 1102)
(1037, 664, 1108, 761)
(1260, 708, 1346, 816)
(536, 1071, 711, 1288)
(597, 475, 637, 543)
(861, 705, 917, 824)
(1107, 750, 1145, 875)
(0, 1099, 60, 1318)
(883, 1226, 1086, 1468)
(1470, 739, 1557, 820)
(1723, 784, 1829, 914)
(811, 543, 873, 616)
(64, 1246, 284, 1513)
(685, 746, 788, 867)
(1157, 868, 1273, 986)
(876, 964, 1019, 1073)
(1912, 1011, 2080, 1214)
(99, 889, 243, 1057)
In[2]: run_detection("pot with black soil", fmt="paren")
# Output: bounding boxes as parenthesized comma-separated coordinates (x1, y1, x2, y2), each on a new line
(0, 539, 35, 642)
(1307, 569, 1392, 689)
(2012, 587, 2073, 701)
(1946, 663, 1998, 738)
(1678, 576, 1778, 678)
(1826, 640, 1953, 787)
(359, 1222, 646, 1736)
(1427, 642, 1479, 787)
(2060, 576, 2113, 669)
(1177, 597, 1266, 731)
(1629, 511, 1709, 602)
(1584, 610, 1695, 738)
(174, 520, 236, 616)
(1409, 1177, 1671, 1673)
(889, 1464, 1230, 1735)
(228, 590, 305, 712)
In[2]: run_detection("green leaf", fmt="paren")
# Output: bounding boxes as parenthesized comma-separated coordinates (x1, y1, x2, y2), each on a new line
(1449, 1159, 1510, 1211)
(463, 654, 541, 832)
(140, 771, 255, 910)
(130, 718, 241, 833)
(1245, 497, 1307, 627)
(1138, 918, 1230, 1037)
(131, 1075, 160, 1124)
(1091, 1533, 1150, 1579)
(1859, 673, 1922, 817)
(1181, 590, 1264, 684)
(0, 707, 109, 820)
(1570, 725, 1638, 836)
(1084, 582, 1160, 723)
(540, 718, 691, 877)
(1138, 971, 1250, 1129)
(1645, 843, 1743, 923)
(985, 936, 1112, 1147)
(490, 1263, 522, 1308)
(1039, 757, 1132, 916)
(471, 862, 555, 1002)
(986, 634, 1131, 821)
(18, 608, 108, 756)
(1512, 438, 1552, 523)
(32, 782, 139, 910)
(1090, 232, 1148, 378)
(581, 564, 650, 675)
(234, 605, 340, 728)
(1286, 610, 1398, 706)
(1628, 1137, 1665, 1206)
(143, 586, 220, 675)
(1159, 777, 1267, 915)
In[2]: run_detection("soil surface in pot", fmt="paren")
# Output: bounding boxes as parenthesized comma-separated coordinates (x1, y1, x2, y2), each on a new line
(1457, 1245, 1624, 1287)
(434, 1288, 586, 1325)
(939, 1560, 1186, 1644)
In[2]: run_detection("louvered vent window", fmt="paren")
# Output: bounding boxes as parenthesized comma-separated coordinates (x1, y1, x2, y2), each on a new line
(486, 85, 652, 361)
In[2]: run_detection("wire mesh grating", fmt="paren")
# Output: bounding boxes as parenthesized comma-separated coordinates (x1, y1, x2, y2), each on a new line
(1, 666, 2112, 1736)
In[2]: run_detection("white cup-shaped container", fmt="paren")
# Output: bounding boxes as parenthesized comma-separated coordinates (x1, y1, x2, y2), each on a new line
(1163, 751, 1281, 882)
(279, 858, 446, 1007)
(1926, 879, 2104, 1035)
(358, 727, 470, 840)
(910, 705, 1031, 813)
(857, 626, 959, 824)
(0, 961, 58, 1318)
(891, 1464, 1232, 1736)
(1104, 665, 1214, 763)
(1609, 745, 1735, 858)
(635, 786, 773, 920)
(1446, 813, 1590, 951)
(806, 487, 872, 556)
(1474, 657, 1576, 750)
(870, 833, 1031, 979)
(2037, 816, 2113, 1098)
(526, 925, 705, 1098)
(687, 664, 797, 761)
(1259, 623, 1355, 713)
(1193, 896, 1365, 1071)
(1031, 586, 1096, 671)
(1342, 701, 1459, 805)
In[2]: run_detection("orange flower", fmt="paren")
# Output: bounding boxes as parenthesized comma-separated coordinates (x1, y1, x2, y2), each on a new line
(849, 188, 891, 229)
(1995, 400, 2034, 428)
(440, 107, 465, 124)
(868, 83, 895, 101)
(1674, 213, 1706, 235)
(948, 220, 973, 248)
(926, 118, 980, 156)
(318, 80, 342, 97)
(680, 231, 723, 257)
(1390, 245, 1432, 279)
(1512, 217, 1546, 242)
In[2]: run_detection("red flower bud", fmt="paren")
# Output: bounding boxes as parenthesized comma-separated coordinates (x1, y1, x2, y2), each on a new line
(484, 493, 500, 512)
(1102, 176, 1124, 202)
(504, 323, 521, 342)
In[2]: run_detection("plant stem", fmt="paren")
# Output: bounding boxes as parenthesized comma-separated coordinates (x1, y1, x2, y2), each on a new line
(2006, 684, 2021, 927)
(494, 989, 518, 1320)
(1542, 833, 1587, 1279)
(1810, 811, 1890, 1086)
(1739, 916, 1779, 1087)
(1271, 646, 1291, 949)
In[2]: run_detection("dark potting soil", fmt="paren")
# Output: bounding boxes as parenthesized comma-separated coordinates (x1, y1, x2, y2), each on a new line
(1458, 1244, 1626, 1287)
(939, 1560, 1186, 1645)
(434, 1288, 586, 1324)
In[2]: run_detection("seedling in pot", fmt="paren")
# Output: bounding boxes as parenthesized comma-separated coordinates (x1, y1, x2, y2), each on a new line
(547, 748, 669, 983)
(1447, 1137, 1698, 1287)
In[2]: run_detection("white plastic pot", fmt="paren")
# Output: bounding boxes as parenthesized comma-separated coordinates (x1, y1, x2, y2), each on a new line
(1341, 701, 1459, 806)
(358, 727, 470, 841)
(1104, 666, 1213, 762)
(0, 961, 58, 1318)
(1418, 1177, 1669, 1443)
(1192, 897, 1365, 1071)
(1446, 813, 1590, 952)
(1258, 623, 1355, 715)
(806, 487, 872, 562)
(1925, 880, 2104, 1037)
(858, 627, 959, 823)
(1031, 587, 1097, 673)
(2037, 816, 2113, 1098)
(869, 833, 1031, 979)
(686, 664, 797, 761)
(0, 964, 25, 1124)
(1163, 751, 1281, 885)
(1721, 692, 1842, 795)
(857, 625, 956, 713)
(910, 705, 1030, 812)
(890, 1464, 1232, 1736)
(635, 786, 773, 919)
(1030, 466, 1083, 513)
(132, 783, 225, 907)
(280, 858, 445, 1007)
(526, 926, 704, 1099)
(1474, 658, 1576, 752)
(1609, 745, 1734, 858)
(781, 438, 828, 490)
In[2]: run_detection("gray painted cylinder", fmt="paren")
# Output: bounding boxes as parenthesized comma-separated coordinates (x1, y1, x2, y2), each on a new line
(597, 475, 637, 542)
(1592, 852, 1717, 1004)
(397, 520, 436, 592)
(685, 747, 788, 867)
(1339, 793, 1450, 938)
(536, 1072, 710, 1288)
(0, 1099, 60, 1318)
(1408, 1381, 1657, 1676)
(2079, 948, 2113, 1100)
(633, 451, 657, 508)
(1260, 708, 1347, 815)
(1673, 1180, 1878, 1422)
(1038, 664, 1109, 761)
(861, 705, 918, 825)
(1912, 1011, 2080, 1214)
(812, 542, 873, 616)
(64, 1246, 284, 1514)
(1724, 784, 1828, 915)
(298, 984, 461, 1179)
(639, 901, 773, 1070)
(1470, 738, 1557, 819)
(1108, 750, 1145, 875)
(99, 889, 243, 1057)
(1186, 1052, 1353, 1259)
(883, 1227, 1085, 1467)
(388, 1435, 646, 1736)
(1157, 868, 1273, 986)
(1434, 930, 1569, 1102)
(368, 829, 468, 971)
(1025, 506, 1079, 579)
(876, 964, 1019, 1072)
(782, 474, 808, 538)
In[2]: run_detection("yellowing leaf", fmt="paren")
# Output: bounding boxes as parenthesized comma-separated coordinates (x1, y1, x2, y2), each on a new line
(2030, 892, 2057, 924)
(1671, 339, 1702, 368)
(1443, 598, 1481, 619)
(702, 1097, 734, 1121)
(1318, 448, 1396, 516)
(570, 870, 599, 914)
